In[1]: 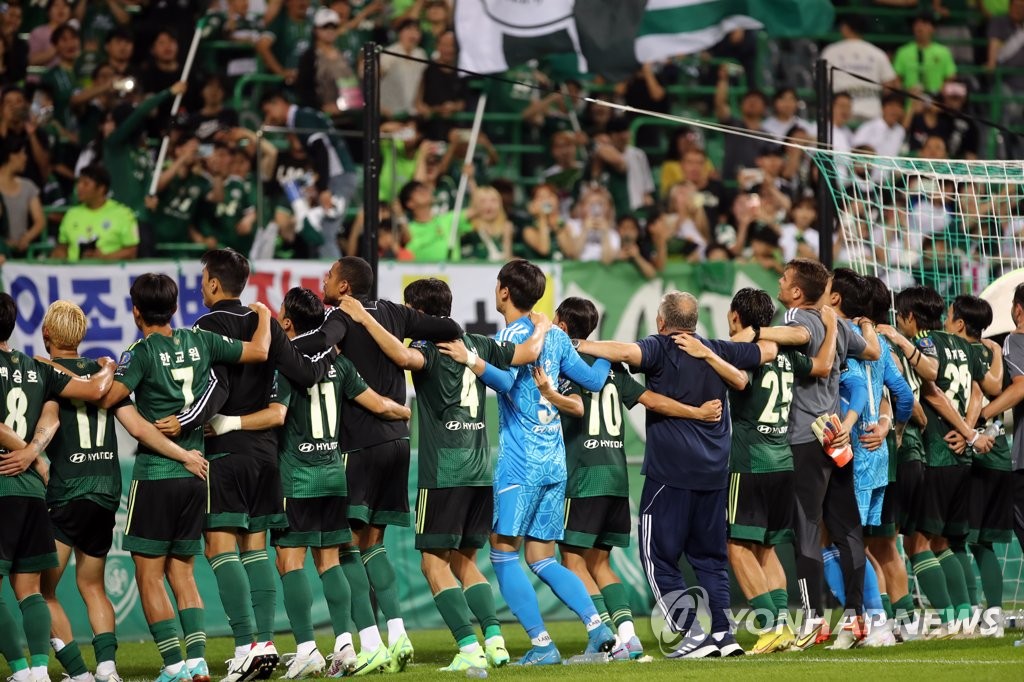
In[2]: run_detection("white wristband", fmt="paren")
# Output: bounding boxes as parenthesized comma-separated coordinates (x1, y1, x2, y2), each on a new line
(463, 349, 479, 369)
(209, 414, 241, 435)
(968, 431, 979, 447)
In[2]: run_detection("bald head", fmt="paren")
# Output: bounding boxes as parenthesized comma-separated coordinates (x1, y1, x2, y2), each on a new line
(658, 291, 698, 333)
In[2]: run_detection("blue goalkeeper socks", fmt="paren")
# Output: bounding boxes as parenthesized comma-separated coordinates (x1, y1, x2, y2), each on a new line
(822, 546, 846, 605)
(863, 558, 884, 618)
(528, 557, 601, 630)
(490, 550, 546, 639)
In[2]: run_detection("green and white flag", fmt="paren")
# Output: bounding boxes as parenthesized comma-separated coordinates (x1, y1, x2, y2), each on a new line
(455, 0, 835, 80)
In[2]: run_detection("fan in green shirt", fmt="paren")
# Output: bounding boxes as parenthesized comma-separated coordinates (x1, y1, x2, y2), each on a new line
(146, 136, 214, 247)
(53, 164, 139, 262)
(399, 179, 471, 261)
(40, 24, 83, 132)
(892, 16, 958, 94)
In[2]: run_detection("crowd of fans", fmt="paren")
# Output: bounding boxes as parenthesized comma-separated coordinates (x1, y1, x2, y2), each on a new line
(0, 0, 1018, 269)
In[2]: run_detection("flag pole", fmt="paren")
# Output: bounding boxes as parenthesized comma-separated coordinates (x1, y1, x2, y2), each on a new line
(361, 41, 381, 299)
(446, 93, 487, 261)
(148, 18, 206, 197)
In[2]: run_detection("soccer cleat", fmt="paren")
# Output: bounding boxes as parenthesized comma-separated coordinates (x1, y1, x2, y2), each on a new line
(611, 636, 644, 660)
(584, 624, 616, 655)
(386, 633, 413, 673)
(713, 632, 744, 657)
(438, 650, 487, 672)
(979, 608, 1005, 638)
(515, 643, 561, 666)
(222, 643, 267, 682)
(326, 645, 357, 678)
(351, 645, 390, 677)
(667, 632, 719, 659)
(750, 626, 794, 655)
(280, 651, 326, 680)
(861, 620, 897, 648)
(153, 667, 191, 682)
(792, 617, 827, 650)
(61, 674, 95, 682)
(827, 616, 866, 650)
(188, 660, 210, 682)
(484, 637, 510, 668)
(252, 643, 280, 681)
(34, 674, 52, 682)
(94, 672, 122, 682)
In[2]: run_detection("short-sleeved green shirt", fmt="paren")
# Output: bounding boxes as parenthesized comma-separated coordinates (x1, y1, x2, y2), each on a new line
(46, 357, 125, 510)
(411, 334, 515, 489)
(274, 356, 368, 498)
(561, 358, 646, 498)
(263, 13, 311, 71)
(148, 171, 213, 244)
(892, 42, 957, 94)
(58, 199, 140, 262)
(406, 211, 472, 261)
(730, 350, 812, 474)
(114, 328, 243, 480)
(202, 176, 254, 253)
(41, 64, 77, 131)
(0, 350, 71, 499)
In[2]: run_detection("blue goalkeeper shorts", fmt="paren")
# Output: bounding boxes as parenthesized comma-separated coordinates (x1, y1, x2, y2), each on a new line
(493, 481, 565, 541)
(856, 485, 886, 527)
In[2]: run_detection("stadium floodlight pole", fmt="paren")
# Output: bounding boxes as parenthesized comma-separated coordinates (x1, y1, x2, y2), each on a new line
(361, 41, 381, 299)
(815, 58, 835, 269)
(446, 93, 487, 261)
(147, 17, 207, 197)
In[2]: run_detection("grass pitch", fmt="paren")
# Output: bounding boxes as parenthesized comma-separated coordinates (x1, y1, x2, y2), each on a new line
(64, 620, 1022, 682)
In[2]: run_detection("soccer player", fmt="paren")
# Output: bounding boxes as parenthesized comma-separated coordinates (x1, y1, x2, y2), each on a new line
(291, 257, 463, 671)
(98, 274, 272, 682)
(338, 277, 546, 672)
(160, 249, 336, 682)
(0, 293, 117, 682)
(575, 291, 768, 658)
(37, 301, 241, 682)
(439, 259, 615, 665)
(546, 297, 729, 661)
(877, 286, 992, 636)
(737, 259, 880, 647)
(944, 295, 1012, 636)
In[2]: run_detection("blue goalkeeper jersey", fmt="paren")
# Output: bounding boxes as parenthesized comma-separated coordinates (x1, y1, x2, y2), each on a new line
(487, 317, 609, 487)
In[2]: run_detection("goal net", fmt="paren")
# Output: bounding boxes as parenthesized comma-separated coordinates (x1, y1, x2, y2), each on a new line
(813, 149, 1024, 621)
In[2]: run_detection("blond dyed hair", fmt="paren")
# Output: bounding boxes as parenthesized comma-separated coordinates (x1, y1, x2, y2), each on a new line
(42, 300, 87, 349)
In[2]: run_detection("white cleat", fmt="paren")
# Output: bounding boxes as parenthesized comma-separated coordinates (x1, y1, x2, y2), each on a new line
(280, 651, 326, 680)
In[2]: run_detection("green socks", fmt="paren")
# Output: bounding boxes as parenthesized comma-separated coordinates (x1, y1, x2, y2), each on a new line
(880, 593, 894, 620)
(749, 592, 780, 629)
(769, 588, 789, 623)
(937, 549, 971, 620)
(434, 587, 477, 645)
(463, 582, 501, 640)
(92, 632, 118, 667)
(0, 597, 25, 668)
(590, 594, 612, 626)
(149, 618, 183, 667)
(321, 566, 353, 637)
(241, 549, 277, 642)
(911, 551, 953, 623)
(952, 546, 978, 606)
(281, 570, 315, 644)
(893, 594, 916, 624)
(341, 548, 377, 631)
(970, 543, 1003, 608)
(178, 608, 206, 660)
(54, 641, 89, 677)
(600, 582, 633, 628)
(362, 544, 401, 620)
(210, 551, 256, 647)
(18, 594, 50, 660)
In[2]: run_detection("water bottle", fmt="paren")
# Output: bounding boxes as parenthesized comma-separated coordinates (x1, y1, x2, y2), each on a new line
(983, 419, 1003, 439)
(465, 666, 488, 678)
(562, 652, 610, 665)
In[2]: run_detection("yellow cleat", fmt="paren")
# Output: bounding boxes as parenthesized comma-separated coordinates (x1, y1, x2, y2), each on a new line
(751, 624, 796, 655)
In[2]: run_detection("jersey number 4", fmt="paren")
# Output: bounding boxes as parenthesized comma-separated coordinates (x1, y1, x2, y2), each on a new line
(460, 367, 480, 418)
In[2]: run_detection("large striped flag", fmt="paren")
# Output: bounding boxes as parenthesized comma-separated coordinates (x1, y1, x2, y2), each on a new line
(455, 0, 835, 80)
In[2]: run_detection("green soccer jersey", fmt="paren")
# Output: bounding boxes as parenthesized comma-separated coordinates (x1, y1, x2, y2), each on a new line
(45, 358, 122, 510)
(411, 334, 515, 489)
(149, 171, 213, 244)
(896, 348, 925, 465)
(41, 64, 77, 131)
(275, 356, 368, 498)
(264, 13, 311, 72)
(202, 176, 254, 253)
(730, 350, 811, 474)
(918, 330, 979, 468)
(561, 358, 646, 498)
(114, 328, 243, 480)
(970, 341, 1012, 472)
(0, 350, 71, 499)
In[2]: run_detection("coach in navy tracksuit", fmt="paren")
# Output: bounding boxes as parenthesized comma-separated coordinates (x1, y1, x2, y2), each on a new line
(577, 291, 765, 658)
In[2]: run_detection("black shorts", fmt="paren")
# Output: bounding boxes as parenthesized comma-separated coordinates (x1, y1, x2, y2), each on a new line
(271, 496, 351, 548)
(207, 454, 286, 532)
(49, 499, 116, 558)
(0, 496, 57, 575)
(415, 486, 492, 550)
(560, 495, 630, 549)
(968, 466, 1013, 544)
(896, 460, 925, 535)
(123, 477, 207, 556)
(727, 471, 795, 546)
(346, 439, 410, 528)
(865, 480, 898, 538)
(917, 465, 970, 540)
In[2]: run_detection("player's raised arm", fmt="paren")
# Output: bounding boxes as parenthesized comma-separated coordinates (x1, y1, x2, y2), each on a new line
(114, 403, 209, 479)
(808, 304, 839, 378)
(43, 355, 115, 402)
(853, 316, 881, 361)
(878, 324, 938, 382)
(533, 366, 583, 417)
(439, 338, 516, 393)
(511, 312, 551, 366)
(398, 302, 463, 342)
(270, 321, 338, 388)
(340, 295, 426, 371)
(979, 338, 1004, 397)
(574, 338, 642, 368)
(674, 333, 748, 390)
(238, 302, 272, 363)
